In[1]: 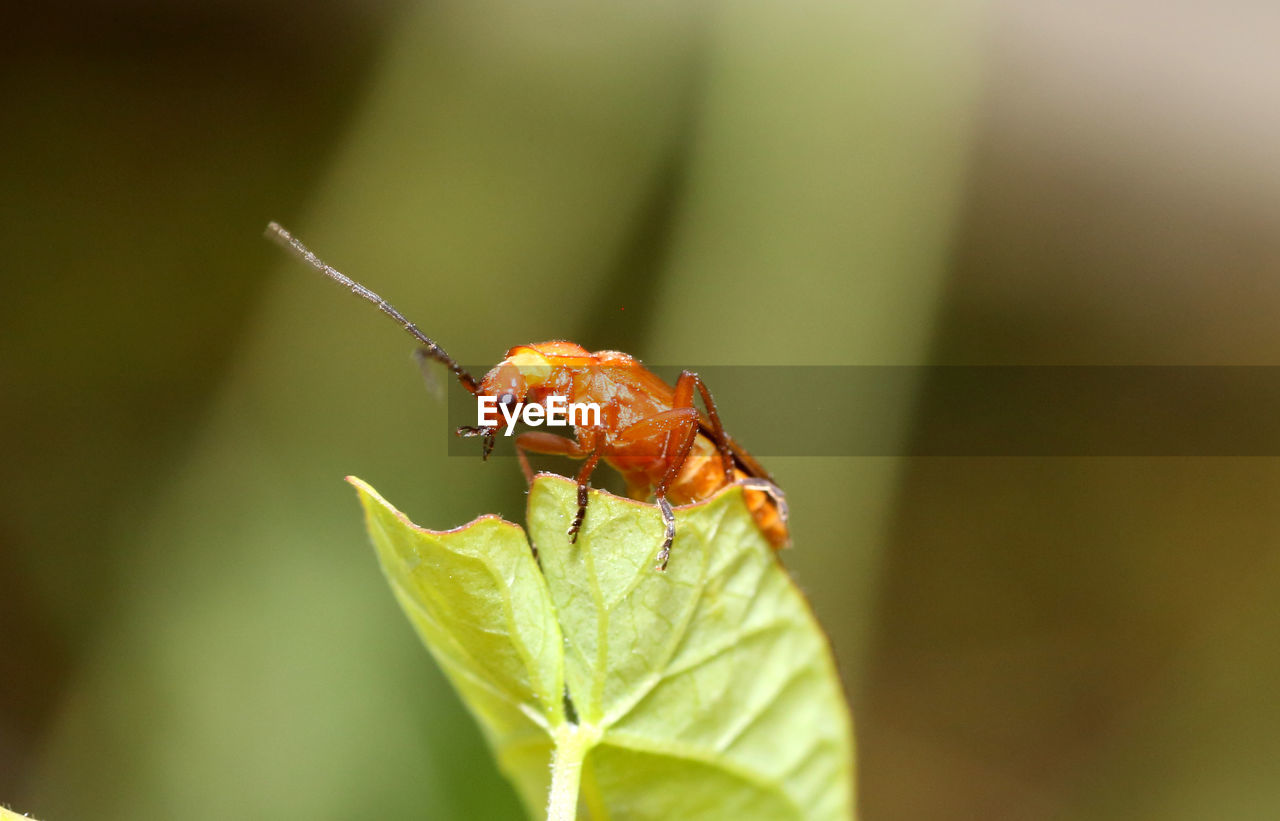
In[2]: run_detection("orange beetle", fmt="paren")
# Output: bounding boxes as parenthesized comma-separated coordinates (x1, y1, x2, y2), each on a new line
(268, 223, 788, 569)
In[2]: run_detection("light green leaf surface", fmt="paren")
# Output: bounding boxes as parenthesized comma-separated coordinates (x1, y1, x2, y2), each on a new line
(352, 474, 854, 820)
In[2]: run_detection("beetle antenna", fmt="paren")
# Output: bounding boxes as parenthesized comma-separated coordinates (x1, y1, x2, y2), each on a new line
(265, 222, 480, 394)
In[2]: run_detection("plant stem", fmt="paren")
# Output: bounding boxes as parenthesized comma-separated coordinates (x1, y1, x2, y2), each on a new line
(546, 723, 599, 821)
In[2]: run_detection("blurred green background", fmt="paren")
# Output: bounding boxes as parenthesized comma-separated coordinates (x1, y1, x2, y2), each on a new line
(3, 1, 1279, 818)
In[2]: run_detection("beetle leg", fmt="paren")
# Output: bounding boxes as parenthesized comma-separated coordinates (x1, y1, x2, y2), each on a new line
(673, 371, 736, 485)
(734, 477, 790, 525)
(513, 431, 588, 484)
(655, 496, 676, 570)
(568, 449, 602, 544)
(513, 431, 601, 542)
(652, 410, 701, 570)
(615, 407, 702, 569)
(456, 425, 496, 459)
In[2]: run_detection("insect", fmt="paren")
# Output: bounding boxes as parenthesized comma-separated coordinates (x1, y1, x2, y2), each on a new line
(266, 222, 788, 569)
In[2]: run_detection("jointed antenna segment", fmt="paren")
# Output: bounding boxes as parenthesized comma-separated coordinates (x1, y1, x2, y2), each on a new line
(265, 222, 479, 394)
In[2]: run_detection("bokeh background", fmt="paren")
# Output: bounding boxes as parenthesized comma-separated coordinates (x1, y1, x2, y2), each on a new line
(3, 1, 1279, 818)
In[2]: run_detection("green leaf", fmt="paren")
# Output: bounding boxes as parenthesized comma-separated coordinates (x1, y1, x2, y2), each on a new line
(351, 474, 854, 820)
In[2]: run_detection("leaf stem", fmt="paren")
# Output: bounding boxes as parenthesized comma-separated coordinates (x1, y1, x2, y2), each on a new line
(546, 722, 599, 821)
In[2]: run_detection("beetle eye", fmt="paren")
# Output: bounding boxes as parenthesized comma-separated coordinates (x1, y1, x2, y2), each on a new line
(497, 392, 517, 408)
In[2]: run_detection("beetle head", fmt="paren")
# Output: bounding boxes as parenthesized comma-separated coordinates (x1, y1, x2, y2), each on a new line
(456, 347, 556, 459)
(478, 346, 555, 408)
